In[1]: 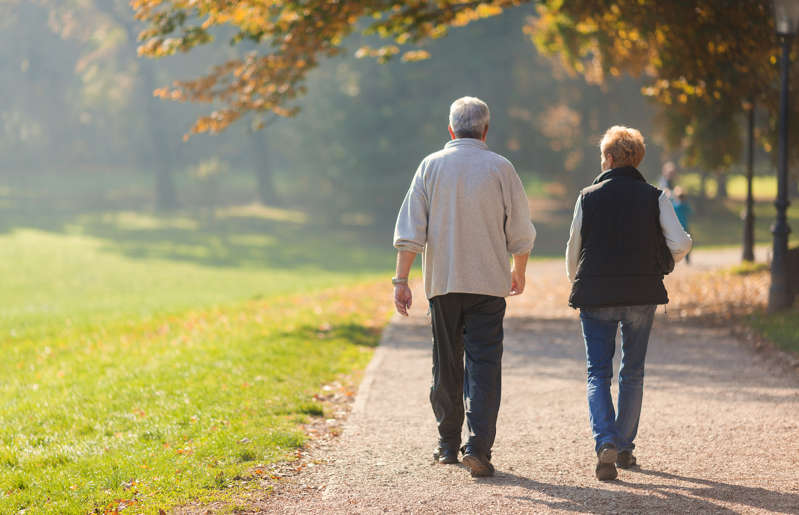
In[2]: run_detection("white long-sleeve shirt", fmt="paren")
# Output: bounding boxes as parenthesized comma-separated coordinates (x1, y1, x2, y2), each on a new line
(565, 192, 692, 282)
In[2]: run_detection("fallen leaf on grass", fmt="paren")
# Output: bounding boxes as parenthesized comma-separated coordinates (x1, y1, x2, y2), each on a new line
(120, 480, 137, 490)
(101, 498, 138, 515)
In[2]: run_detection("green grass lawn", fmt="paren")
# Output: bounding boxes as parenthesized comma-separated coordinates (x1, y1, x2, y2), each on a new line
(0, 209, 394, 513)
(678, 197, 799, 249)
(679, 172, 779, 200)
(748, 309, 799, 356)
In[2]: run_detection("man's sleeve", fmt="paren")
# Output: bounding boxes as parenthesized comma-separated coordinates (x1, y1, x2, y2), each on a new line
(565, 196, 582, 282)
(393, 163, 428, 253)
(504, 165, 536, 256)
(659, 192, 693, 262)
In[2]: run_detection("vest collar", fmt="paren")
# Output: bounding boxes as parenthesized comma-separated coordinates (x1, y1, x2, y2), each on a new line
(592, 166, 646, 185)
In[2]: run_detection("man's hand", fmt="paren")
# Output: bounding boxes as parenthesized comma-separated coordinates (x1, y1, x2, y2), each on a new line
(509, 268, 526, 296)
(393, 251, 417, 316)
(394, 283, 413, 316)
(509, 252, 529, 296)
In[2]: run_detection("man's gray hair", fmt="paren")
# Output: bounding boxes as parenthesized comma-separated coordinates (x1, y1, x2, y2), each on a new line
(449, 96, 490, 139)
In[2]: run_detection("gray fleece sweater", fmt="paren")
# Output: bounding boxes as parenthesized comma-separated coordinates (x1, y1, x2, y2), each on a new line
(393, 138, 536, 299)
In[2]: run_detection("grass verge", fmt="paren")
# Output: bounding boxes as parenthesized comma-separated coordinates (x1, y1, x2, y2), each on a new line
(748, 309, 799, 356)
(665, 262, 798, 358)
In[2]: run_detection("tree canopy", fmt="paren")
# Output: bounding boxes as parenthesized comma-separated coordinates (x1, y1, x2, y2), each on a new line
(132, 0, 524, 135)
(529, 0, 797, 171)
(133, 0, 798, 177)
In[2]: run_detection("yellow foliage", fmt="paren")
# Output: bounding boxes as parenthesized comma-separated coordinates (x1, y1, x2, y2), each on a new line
(401, 50, 431, 62)
(476, 4, 503, 17)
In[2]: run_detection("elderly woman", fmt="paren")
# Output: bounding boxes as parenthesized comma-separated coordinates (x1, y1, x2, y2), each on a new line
(565, 126, 692, 481)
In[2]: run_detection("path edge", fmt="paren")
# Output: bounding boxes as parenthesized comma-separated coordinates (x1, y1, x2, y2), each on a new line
(351, 314, 402, 415)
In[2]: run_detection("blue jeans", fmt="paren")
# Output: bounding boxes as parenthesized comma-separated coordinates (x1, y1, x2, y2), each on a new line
(579, 305, 656, 453)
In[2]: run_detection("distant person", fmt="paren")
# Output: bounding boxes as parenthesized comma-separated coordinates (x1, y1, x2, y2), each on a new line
(565, 126, 692, 481)
(658, 161, 677, 195)
(672, 186, 693, 264)
(393, 96, 536, 478)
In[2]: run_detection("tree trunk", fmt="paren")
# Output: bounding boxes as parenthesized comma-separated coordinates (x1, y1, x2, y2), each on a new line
(140, 61, 178, 211)
(249, 131, 278, 205)
(716, 173, 728, 199)
(155, 164, 178, 212)
(700, 171, 709, 199)
(113, 13, 178, 211)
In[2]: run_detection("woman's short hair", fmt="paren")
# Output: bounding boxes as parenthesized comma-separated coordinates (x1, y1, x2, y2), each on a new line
(600, 126, 646, 168)
(449, 96, 490, 139)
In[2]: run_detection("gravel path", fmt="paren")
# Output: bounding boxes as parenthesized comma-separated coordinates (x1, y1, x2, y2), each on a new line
(256, 248, 799, 514)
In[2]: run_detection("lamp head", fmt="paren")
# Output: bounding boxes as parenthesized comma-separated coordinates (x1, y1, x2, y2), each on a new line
(774, 0, 799, 36)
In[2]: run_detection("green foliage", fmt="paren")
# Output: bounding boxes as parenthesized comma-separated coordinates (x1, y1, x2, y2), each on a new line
(656, 101, 743, 173)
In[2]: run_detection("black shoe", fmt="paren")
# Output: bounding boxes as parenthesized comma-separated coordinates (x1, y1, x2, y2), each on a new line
(462, 452, 495, 477)
(617, 450, 637, 469)
(433, 447, 459, 464)
(595, 443, 618, 481)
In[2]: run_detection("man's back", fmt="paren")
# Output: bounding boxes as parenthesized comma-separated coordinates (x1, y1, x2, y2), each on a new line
(394, 138, 534, 299)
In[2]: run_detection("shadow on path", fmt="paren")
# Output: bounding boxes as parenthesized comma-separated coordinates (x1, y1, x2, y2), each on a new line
(481, 468, 799, 514)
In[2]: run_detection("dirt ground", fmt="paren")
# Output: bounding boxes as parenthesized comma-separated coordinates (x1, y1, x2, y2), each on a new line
(224, 248, 799, 514)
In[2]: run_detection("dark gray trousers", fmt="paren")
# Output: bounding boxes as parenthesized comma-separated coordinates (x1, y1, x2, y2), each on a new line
(429, 293, 505, 457)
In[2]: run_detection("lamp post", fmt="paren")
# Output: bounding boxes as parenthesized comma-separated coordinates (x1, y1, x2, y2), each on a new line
(769, 0, 799, 311)
(743, 100, 756, 263)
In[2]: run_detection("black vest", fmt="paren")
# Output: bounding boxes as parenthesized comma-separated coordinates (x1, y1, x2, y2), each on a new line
(569, 166, 672, 309)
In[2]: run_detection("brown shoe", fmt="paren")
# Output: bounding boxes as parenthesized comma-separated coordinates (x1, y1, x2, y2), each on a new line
(617, 450, 637, 469)
(595, 443, 618, 481)
(462, 452, 495, 477)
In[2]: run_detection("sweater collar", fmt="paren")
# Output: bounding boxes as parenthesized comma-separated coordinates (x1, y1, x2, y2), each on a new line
(592, 166, 647, 185)
(444, 138, 488, 150)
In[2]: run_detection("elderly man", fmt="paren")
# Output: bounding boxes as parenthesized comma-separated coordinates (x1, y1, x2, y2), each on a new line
(566, 126, 692, 481)
(392, 96, 536, 478)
